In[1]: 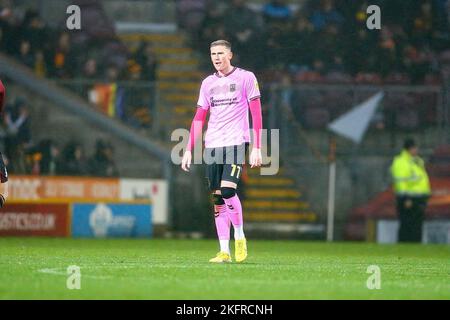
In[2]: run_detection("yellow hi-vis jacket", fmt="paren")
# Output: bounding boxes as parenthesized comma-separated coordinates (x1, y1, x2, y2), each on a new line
(390, 150, 431, 196)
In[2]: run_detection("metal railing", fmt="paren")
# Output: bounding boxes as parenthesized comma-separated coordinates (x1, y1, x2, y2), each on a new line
(266, 83, 447, 157)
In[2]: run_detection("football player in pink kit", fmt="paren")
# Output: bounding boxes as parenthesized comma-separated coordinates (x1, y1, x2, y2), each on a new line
(181, 40, 263, 263)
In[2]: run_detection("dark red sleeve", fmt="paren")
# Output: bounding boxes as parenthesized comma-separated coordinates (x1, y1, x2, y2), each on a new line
(0, 80, 5, 115)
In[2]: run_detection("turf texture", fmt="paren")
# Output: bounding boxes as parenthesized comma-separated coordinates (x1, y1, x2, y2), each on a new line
(0, 238, 448, 299)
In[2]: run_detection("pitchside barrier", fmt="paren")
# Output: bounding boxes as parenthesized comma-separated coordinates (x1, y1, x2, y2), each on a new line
(346, 177, 450, 244)
(0, 176, 168, 238)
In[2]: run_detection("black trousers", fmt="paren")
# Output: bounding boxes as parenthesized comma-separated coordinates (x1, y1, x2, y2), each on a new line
(0, 151, 7, 183)
(396, 196, 428, 243)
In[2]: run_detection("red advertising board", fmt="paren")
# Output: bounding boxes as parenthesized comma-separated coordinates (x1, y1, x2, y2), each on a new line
(8, 176, 120, 201)
(350, 177, 450, 220)
(345, 177, 450, 240)
(0, 203, 70, 236)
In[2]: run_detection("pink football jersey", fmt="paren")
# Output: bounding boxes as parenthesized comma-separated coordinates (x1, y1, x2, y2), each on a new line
(197, 67, 261, 148)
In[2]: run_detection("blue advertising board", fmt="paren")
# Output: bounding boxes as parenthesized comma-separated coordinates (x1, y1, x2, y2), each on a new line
(71, 202, 152, 237)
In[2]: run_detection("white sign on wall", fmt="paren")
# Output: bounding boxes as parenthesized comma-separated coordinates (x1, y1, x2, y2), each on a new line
(377, 219, 450, 244)
(119, 179, 168, 225)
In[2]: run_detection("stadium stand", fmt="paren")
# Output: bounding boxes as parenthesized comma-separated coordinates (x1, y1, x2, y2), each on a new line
(0, 0, 448, 238)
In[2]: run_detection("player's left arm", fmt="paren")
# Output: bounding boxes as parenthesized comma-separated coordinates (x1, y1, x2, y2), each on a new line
(249, 97, 262, 168)
(246, 72, 263, 168)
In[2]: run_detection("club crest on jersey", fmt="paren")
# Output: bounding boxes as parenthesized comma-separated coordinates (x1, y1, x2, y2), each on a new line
(230, 83, 236, 92)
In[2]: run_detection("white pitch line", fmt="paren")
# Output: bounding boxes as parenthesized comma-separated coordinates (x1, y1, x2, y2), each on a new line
(37, 262, 304, 280)
(37, 268, 112, 280)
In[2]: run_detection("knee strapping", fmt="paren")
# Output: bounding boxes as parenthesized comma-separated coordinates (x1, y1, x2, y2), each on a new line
(220, 187, 236, 199)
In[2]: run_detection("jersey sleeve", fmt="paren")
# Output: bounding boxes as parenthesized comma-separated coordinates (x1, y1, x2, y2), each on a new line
(0, 80, 5, 115)
(196, 80, 210, 110)
(245, 71, 261, 102)
(0, 153, 8, 183)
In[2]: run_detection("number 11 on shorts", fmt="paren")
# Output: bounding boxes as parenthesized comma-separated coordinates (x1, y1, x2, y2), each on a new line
(231, 164, 241, 179)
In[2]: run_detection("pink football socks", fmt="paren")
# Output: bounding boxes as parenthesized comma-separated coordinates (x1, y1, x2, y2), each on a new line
(223, 194, 245, 240)
(214, 204, 231, 253)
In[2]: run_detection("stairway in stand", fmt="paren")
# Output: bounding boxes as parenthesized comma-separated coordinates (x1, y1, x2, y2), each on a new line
(119, 32, 205, 140)
(242, 166, 320, 238)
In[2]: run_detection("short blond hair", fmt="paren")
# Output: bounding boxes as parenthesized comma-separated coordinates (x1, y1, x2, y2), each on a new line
(210, 40, 232, 50)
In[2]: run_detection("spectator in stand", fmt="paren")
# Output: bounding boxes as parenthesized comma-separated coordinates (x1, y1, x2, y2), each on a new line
(48, 32, 76, 78)
(19, 9, 48, 52)
(403, 44, 433, 83)
(0, 6, 18, 54)
(61, 141, 88, 176)
(37, 139, 62, 175)
(377, 26, 399, 76)
(264, 24, 291, 68)
(309, 0, 343, 32)
(314, 24, 344, 69)
(285, 14, 315, 69)
(263, 0, 292, 27)
(133, 42, 157, 81)
(176, 0, 207, 46)
(82, 58, 99, 79)
(199, 2, 227, 54)
(88, 139, 119, 177)
(410, 1, 434, 45)
(104, 65, 120, 82)
(16, 39, 34, 68)
(344, 29, 376, 75)
(435, 0, 450, 38)
(224, 0, 263, 69)
(99, 41, 129, 79)
(4, 97, 31, 173)
(328, 55, 346, 74)
(128, 60, 142, 81)
(34, 49, 47, 77)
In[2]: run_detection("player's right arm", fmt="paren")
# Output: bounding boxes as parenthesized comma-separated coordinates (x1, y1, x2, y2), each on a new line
(181, 80, 210, 172)
(181, 107, 207, 171)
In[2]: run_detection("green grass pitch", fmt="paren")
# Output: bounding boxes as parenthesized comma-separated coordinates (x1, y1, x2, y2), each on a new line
(0, 238, 448, 299)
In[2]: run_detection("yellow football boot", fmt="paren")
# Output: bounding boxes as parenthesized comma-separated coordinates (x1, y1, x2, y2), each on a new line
(235, 238, 247, 263)
(209, 251, 232, 263)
